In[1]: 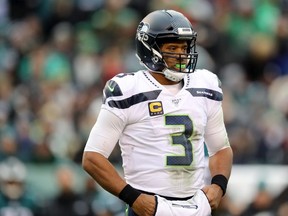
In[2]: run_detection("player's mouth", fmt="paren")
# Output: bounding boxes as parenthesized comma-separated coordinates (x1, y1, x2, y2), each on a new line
(174, 63, 186, 71)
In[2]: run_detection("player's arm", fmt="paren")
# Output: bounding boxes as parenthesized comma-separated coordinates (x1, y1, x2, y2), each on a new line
(82, 108, 127, 196)
(83, 151, 127, 196)
(206, 146, 233, 209)
(82, 109, 156, 215)
(83, 151, 156, 216)
(203, 106, 233, 209)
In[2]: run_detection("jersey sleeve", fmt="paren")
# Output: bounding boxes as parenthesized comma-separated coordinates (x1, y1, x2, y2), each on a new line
(204, 106, 230, 156)
(203, 70, 230, 156)
(84, 73, 135, 157)
(84, 108, 125, 158)
(102, 73, 136, 122)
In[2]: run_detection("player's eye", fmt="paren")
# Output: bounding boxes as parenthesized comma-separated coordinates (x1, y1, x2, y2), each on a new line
(167, 46, 177, 52)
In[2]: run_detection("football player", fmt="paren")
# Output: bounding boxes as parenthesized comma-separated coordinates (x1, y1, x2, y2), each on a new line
(82, 9, 233, 216)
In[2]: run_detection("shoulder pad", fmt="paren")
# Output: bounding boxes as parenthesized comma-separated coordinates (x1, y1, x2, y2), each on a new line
(186, 69, 223, 101)
(103, 72, 136, 102)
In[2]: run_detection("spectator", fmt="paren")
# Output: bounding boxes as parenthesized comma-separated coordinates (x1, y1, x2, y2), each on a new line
(0, 157, 42, 216)
(43, 165, 93, 216)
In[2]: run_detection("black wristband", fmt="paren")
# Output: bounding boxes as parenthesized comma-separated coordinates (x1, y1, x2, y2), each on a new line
(118, 184, 141, 207)
(211, 174, 228, 196)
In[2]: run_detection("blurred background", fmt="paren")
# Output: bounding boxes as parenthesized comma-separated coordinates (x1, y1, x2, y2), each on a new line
(0, 0, 287, 215)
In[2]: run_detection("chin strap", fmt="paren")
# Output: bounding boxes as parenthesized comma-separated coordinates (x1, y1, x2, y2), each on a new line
(163, 68, 186, 82)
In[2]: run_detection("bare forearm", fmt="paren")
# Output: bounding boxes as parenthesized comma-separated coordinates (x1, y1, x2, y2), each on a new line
(209, 147, 233, 179)
(82, 151, 127, 196)
(202, 147, 233, 209)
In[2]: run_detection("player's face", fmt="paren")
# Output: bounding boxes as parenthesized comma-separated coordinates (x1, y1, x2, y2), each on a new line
(160, 41, 189, 72)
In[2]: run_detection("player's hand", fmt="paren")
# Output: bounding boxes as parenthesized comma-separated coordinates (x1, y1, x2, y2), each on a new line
(132, 193, 156, 216)
(202, 184, 223, 210)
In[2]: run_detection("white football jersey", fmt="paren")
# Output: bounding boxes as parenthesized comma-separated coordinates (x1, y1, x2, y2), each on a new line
(85, 69, 230, 198)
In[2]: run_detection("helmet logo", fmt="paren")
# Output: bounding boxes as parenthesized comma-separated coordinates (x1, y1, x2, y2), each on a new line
(136, 32, 149, 42)
(137, 23, 150, 42)
(137, 32, 149, 41)
(140, 23, 149, 33)
(143, 34, 149, 41)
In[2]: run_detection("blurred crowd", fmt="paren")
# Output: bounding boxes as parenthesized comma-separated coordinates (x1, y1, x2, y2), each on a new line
(0, 0, 288, 215)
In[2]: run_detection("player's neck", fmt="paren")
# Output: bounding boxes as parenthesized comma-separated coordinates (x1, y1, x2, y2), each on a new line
(163, 82, 183, 95)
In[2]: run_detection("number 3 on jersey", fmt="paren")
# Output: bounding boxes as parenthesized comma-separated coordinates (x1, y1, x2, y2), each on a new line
(165, 115, 193, 166)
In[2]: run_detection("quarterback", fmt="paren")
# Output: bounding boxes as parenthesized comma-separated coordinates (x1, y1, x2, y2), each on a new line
(83, 9, 233, 216)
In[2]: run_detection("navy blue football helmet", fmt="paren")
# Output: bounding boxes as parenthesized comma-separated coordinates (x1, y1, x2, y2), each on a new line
(135, 10, 198, 81)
